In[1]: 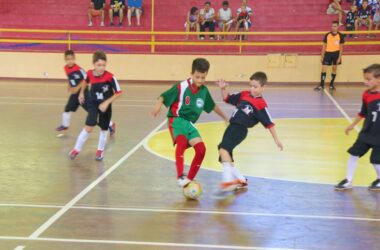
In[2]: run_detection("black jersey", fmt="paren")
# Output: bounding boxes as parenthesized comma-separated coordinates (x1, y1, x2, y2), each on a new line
(358, 6, 372, 19)
(358, 90, 380, 146)
(86, 70, 122, 104)
(224, 91, 274, 129)
(64, 64, 87, 88)
(346, 11, 356, 24)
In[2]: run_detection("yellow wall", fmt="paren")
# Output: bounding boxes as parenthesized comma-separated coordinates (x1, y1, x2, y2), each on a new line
(0, 52, 378, 82)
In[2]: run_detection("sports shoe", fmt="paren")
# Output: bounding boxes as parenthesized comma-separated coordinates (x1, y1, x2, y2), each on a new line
(334, 179, 353, 191)
(110, 22, 114, 26)
(88, 22, 93, 27)
(55, 125, 68, 132)
(118, 22, 123, 27)
(314, 85, 324, 91)
(100, 22, 105, 27)
(219, 179, 241, 192)
(177, 175, 191, 188)
(236, 178, 248, 190)
(329, 85, 336, 91)
(109, 122, 116, 136)
(69, 149, 79, 160)
(368, 179, 380, 191)
(95, 150, 104, 161)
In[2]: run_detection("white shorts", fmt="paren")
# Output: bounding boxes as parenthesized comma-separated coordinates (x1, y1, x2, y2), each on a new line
(326, 4, 339, 14)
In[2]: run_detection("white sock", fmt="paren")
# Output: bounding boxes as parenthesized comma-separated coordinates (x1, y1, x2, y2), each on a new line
(345, 155, 359, 182)
(373, 164, 380, 179)
(97, 130, 108, 151)
(231, 165, 246, 181)
(74, 129, 90, 152)
(62, 112, 71, 127)
(222, 162, 234, 182)
(109, 121, 113, 127)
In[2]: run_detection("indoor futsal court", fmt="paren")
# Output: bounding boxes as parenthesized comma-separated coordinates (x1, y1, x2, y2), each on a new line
(1, 79, 380, 250)
(1, 0, 380, 249)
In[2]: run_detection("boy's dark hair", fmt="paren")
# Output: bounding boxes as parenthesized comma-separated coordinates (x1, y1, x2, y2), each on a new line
(93, 50, 107, 63)
(205, 1, 211, 5)
(363, 64, 380, 78)
(250, 72, 268, 86)
(190, 6, 198, 15)
(223, 1, 229, 6)
(332, 20, 339, 25)
(363, 0, 368, 3)
(192, 58, 210, 74)
(64, 50, 75, 57)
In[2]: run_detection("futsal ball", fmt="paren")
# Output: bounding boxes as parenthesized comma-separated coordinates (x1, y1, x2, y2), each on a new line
(183, 181, 203, 200)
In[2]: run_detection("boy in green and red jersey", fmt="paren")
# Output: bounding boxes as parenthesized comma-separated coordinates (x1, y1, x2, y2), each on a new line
(151, 58, 229, 188)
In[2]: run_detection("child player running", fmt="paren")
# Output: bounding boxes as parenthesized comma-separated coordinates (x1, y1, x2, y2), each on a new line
(56, 50, 116, 136)
(69, 51, 122, 161)
(151, 58, 229, 188)
(335, 64, 380, 191)
(216, 72, 283, 192)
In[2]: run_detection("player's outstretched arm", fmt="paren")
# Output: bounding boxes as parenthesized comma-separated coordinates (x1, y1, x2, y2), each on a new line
(99, 92, 122, 113)
(215, 79, 229, 100)
(151, 96, 164, 117)
(213, 105, 229, 123)
(345, 116, 363, 135)
(268, 127, 283, 151)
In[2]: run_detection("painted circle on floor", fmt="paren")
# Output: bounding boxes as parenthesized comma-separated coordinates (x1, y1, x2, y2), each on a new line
(146, 118, 374, 186)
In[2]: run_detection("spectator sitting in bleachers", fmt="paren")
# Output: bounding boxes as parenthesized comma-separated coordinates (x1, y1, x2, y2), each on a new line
(327, 0, 345, 26)
(235, 1, 252, 40)
(217, 1, 233, 40)
(200, 2, 216, 40)
(374, 0, 380, 32)
(88, 0, 105, 27)
(185, 7, 200, 40)
(355, 0, 374, 38)
(109, 0, 125, 27)
(128, 0, 142, 26)
(346, 5, 357, 37)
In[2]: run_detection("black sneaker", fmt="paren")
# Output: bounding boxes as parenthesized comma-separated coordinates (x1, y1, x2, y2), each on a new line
(314, 85, 324, 91)
(118, 22, 123, 27)
(329, 85, 336, 91)
(110, 22, 114, 26)
(368, 179, 380, 191)
(334, 179, 353, 191)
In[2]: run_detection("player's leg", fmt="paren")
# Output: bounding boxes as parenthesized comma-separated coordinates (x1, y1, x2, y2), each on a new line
(218, 124, 248, 191)
(335, 140, 370, 190)
(185, 22, 191, 40)
(127, 7, 133, 26)
(136, 8, 141, 26)
(315, 58, 328, 90)
(169, 118, 191, 187)
(109, 8, 114, 26)
(100, 9, 105, 26)
(96, 106, 112, 161)
(188, 137, 206, 180)
(88, 7, 94, 26)
(119, 8, 124, 26)
(354, 19, 359, 38)
(57, 94, 80, 131)
(70, 103, 98, 159)
(330, 62, 338, 90)
(368, 146, 380, 191)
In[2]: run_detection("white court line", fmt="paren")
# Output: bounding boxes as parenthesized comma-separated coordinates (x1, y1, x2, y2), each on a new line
(2, 203, 380, 222)
(0, 236, 301, 250)
(27, 119, 167, 239)
(324, 90, 361, 133)
(13, 246, 25, 250)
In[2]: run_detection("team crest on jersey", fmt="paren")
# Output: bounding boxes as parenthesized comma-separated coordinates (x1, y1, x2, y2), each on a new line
(242, 105, 254, 115)
(196, 98, 204, 108)
(185, 96, 190, 105)
(73, 73, 80, 79)
(102, 85, 109, 93)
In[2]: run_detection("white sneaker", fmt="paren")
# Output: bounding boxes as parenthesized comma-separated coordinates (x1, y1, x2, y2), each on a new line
(100, 22, 105, 27)
(177, 176, 191, 188)
(88, 22, 93, 27)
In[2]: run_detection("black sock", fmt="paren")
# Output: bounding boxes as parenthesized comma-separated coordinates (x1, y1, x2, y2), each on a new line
(321, 72, 327, 86)
(330, 74, 336, 86)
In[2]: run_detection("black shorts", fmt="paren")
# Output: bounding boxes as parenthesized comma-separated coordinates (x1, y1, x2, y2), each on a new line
(85, 101, 112, 130)
(348, 139, 380, 164)
(218, 123, 248, 162)
(322, 51, 341, 66)
(64, 93, 88, 112)
(111, 7, 123, 16)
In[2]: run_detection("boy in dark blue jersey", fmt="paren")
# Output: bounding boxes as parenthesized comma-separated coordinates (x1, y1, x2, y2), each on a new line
(70, 51, 122, 161)
(216, 72, 283, 192)
(346, 5, 357, 38)
(56, 50, 116, 136)
(335, 64, 380, 191)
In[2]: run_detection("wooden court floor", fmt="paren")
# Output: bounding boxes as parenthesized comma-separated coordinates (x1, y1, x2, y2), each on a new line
(0, 79, 380, 250)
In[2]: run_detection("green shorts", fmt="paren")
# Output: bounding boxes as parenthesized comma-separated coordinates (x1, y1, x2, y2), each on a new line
(168, 117, 201, 144)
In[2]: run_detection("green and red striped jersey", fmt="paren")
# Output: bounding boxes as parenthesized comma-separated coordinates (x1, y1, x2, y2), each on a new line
(160, 78, 216, 123)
